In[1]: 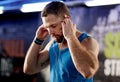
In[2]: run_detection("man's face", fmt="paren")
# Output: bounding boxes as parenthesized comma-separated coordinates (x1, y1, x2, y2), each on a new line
(42, 14, 64, 43)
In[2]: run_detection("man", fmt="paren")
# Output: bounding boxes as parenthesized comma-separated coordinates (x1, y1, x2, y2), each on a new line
(23, 1, 99, 82)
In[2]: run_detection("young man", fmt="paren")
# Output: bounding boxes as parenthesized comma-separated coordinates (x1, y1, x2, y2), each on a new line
(23, 1, 99, 82)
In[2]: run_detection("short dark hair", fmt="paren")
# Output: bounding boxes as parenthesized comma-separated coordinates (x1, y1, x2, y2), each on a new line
(41, 1, 70, 18)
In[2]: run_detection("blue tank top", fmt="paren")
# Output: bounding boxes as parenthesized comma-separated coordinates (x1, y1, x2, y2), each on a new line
(49, 33, 93, 82)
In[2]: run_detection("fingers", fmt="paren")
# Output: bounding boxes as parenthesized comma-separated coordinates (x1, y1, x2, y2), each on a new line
(37, 24, 48, 34)
(39, 24, 45, 29)
(36, 25, 49, 40)
(62, 15, 74, 27)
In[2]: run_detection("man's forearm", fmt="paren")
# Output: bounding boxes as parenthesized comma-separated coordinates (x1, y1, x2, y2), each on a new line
(23, 41, 42, 74)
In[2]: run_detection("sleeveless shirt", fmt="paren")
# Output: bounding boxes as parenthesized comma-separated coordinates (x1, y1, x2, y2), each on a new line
(49, 33, 93, 82)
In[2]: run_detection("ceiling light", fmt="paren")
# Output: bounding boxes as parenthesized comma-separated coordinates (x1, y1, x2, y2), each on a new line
(20, 2, 51, 13)
(85, 0, 120, 7)
(0, 6, 4, 14)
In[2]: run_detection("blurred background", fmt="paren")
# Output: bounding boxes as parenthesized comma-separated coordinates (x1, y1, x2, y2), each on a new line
(0, 0, 120, 82)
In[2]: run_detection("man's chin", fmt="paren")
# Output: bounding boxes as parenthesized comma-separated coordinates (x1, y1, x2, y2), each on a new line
(57, 38, 66, 43)
(54, 39, 62, 43)
(52, 35, 65, 43)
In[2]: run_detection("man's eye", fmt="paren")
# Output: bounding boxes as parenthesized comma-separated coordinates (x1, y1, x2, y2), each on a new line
(51, 25, 56, 28)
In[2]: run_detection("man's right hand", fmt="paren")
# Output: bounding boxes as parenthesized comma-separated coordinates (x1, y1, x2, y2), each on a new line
(36, 24, 49, 40)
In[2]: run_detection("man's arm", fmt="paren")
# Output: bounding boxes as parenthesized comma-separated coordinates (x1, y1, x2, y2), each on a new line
(23, 41, 50, 74)
(62, 17, 99, 79)
(23, 25, 50, 74)
(67, 36, 99, 79)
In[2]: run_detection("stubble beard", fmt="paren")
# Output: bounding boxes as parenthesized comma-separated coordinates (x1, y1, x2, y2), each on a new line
(54, 34, 66, 43)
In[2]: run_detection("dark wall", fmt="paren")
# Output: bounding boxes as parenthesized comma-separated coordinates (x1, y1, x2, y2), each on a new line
(0, 11, 45, 82)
